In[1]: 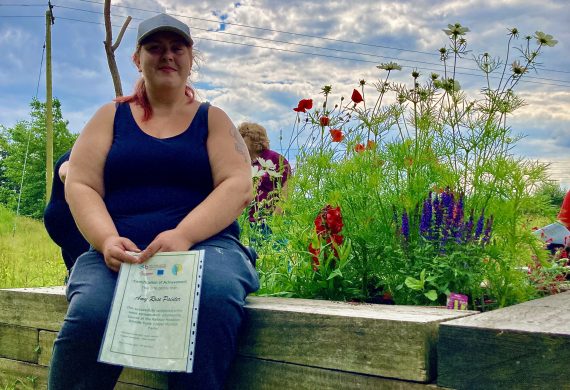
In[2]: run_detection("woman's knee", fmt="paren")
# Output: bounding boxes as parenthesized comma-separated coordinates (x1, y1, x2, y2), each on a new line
(60, 252, 117, 342)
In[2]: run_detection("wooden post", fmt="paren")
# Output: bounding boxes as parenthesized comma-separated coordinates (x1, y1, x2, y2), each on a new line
(45, 9, 53, 204)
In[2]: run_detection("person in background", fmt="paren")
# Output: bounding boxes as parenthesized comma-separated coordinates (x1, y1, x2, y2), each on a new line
(43, 149, 89, 273)
(237, 122, 291, 233)
(48, 13, 259, 389)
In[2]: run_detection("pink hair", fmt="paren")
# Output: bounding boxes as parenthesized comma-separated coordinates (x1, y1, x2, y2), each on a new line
(115, 79, 195, 122)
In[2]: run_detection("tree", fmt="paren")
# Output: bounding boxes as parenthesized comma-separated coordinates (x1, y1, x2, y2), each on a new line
(104, 0, 131, 97)
(0, 98, 77, 219)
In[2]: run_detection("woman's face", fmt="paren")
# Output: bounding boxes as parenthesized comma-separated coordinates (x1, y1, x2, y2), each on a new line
(135, 31, 193, 91)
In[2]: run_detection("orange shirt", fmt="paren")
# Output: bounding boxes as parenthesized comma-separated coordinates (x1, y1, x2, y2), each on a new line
(558, 191, 570, 229)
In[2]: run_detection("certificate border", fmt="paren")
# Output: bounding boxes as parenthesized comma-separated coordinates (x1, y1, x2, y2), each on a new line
(98, 250, 204, 372)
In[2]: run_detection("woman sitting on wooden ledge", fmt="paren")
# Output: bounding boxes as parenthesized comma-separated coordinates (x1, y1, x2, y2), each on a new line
(48, 13, 259, 390)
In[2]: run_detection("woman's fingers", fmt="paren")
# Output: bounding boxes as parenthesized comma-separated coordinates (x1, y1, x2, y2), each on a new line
(138, 229, 192, 262)
(102, 236, 142, 271)
(138, 241, 161, 263)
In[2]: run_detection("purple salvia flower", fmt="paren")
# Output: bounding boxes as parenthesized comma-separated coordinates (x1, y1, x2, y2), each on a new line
(441, 189, 451, 215)
(420, 195, 432, 238)
(434, 196, 444, 237)
(482, 215, 494, 245)
(474, 210, 485, 239)
(440, 220, 449, 252)
(454, 194, 464, 226)
(401, 209, 410, 240)
(464, 210, 474, 242)
(453, 194, 464, 243)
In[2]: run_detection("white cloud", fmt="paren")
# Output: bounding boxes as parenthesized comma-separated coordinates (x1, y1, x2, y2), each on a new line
(0, 0, 567, 167)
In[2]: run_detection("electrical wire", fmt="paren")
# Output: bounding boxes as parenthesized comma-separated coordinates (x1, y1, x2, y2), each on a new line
(13, 39, 46, 235)
(64, 0, 570, 75)
(46, 13, 570, 88)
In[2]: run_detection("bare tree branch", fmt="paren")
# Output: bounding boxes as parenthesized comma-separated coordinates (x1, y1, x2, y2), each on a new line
(103, 0, 131, 97)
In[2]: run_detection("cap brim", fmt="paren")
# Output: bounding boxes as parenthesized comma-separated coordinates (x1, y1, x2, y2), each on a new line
(138, 26, 193, 45)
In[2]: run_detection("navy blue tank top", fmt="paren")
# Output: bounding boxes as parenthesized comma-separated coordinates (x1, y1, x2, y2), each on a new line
(104, 102, 238, 248)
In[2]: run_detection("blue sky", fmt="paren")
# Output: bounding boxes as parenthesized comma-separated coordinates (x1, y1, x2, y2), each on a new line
(1, 0, 569, 187)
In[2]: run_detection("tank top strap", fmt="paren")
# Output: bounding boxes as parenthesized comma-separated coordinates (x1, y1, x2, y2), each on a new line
(190, 101, 210, 132)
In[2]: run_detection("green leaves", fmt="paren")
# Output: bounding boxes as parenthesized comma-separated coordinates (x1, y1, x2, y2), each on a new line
(405, 270, 439, 302)
(0, 98, 77, 218)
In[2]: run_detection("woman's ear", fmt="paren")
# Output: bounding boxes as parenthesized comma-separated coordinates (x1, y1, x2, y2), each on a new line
(133, 52, 141, 72)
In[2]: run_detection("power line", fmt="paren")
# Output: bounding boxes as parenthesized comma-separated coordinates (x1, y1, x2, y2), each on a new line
(51, 15, 569, 89)
(2, 12, 568, 88)
(0, 3, 46, 6)
(14, 33, 47, 234)
(61, 5, 566, 81)
(66, 0, 570, 75)
(5, 1, 570, 76)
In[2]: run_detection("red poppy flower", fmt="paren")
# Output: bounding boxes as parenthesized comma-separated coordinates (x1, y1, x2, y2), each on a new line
(325, 206, 343, 234)
(329, 129, 344, 142)
(366, 140, 375, 149)
(327, 233, 344, 246)
(319, 116, 330, 126)
(293, 98, 313, 113)
(314, 215, 326, 235)
(355, 143, 365, 153)
(351, 89, 364, 104)
(308, 243, 320, 271)
(404, 156, 413, 167)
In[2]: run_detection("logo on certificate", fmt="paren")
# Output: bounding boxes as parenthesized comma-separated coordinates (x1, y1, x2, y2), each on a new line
(172, 264, 183, 275)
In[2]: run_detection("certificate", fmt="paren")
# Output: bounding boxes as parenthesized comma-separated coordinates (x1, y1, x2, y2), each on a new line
(98, 250, 204, 373)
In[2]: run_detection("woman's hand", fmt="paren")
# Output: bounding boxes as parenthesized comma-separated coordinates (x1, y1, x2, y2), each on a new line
(137, 229, 193, 263)
(102, 236, 141, 272)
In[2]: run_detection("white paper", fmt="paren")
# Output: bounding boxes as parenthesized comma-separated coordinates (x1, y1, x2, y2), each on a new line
(532, 222, 570, 246)
(99, 250, 204, 372)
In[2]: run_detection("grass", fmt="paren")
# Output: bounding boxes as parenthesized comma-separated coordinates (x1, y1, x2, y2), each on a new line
(0, 205, 67, 289)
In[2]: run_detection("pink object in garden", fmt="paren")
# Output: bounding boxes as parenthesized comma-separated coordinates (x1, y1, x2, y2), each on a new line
(447, 293, 468, 310)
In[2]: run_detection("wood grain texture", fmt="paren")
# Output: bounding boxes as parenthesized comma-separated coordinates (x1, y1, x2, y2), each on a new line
(238, 297, 476, 382)
(226, 357, 444, 390)
(38, 330, 56, 366)
(0, 324, 38, 363)
(0, 287, 67, 331)
(438, 291, 570, 389)
(0, 357, 47, 389)
(0, 288, 478, 386)
(119, 368, 168, 389)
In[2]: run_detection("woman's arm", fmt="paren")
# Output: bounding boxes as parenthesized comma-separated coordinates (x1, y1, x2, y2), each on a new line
(138, 106, 252, 260)
(65, 103, 140, 271)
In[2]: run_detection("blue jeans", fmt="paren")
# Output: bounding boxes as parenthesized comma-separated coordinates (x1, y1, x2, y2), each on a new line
(48, 234, 259, 390)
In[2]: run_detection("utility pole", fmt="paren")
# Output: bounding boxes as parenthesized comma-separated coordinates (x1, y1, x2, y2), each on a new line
(45, 3, 54, 204)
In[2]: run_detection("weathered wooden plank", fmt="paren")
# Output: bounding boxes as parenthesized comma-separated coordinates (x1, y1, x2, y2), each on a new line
(0, 287, 67, 331)
(0, 324, 38, 364)
(119, 368, 168, 389)
(0, 357, 47, 389)
(438, 291, 570, 389)
(0, 288, 476, 384)
(238, 297, 476, 382)
(0, 357, 158, 390)
(226, 357, 444, 390)
(38, 330, 57, 366)
(115, 381, 164, 389)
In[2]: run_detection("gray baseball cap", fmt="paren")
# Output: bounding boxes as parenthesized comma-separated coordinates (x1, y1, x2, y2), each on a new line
(137, 13, 193, 45)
